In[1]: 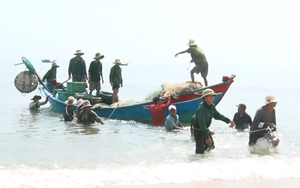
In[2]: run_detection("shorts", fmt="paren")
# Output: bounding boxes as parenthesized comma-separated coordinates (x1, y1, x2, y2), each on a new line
(112, 83, 120, 90)
(89, 81, 101, 91)
(191, 63, 208, 78)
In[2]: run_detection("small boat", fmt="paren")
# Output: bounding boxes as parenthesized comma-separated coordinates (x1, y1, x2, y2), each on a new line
(21, 57, 235, 125)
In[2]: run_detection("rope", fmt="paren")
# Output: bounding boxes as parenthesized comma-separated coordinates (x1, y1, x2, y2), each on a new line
(108, 103, 119, 119)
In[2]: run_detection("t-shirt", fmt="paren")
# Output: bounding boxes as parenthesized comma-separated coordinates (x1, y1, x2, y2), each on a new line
(88, 61, 102, 82)
(165, 114, 180, 131)
(187, 46, 208, 65)
(233, 112, 252, 130)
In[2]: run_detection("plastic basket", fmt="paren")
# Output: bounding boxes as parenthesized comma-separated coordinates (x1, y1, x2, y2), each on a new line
(67, 82, 86, 92)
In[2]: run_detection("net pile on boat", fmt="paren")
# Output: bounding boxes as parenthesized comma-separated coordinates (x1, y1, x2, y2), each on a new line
(146, 81, 203, 100)
(105, 81, 203, 108)
(14, 71, 38, 93)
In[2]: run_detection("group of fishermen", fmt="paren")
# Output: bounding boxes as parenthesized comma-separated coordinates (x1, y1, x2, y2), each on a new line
(30, 40, 280, 154)
(42, 49, 123, 104)
(150, 88, 280, 154)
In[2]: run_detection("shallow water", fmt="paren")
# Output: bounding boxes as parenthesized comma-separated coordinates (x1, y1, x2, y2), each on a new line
(1, 63, 300, 187)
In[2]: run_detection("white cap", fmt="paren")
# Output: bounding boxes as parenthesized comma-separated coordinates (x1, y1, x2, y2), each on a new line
(168, 105, 176, 111)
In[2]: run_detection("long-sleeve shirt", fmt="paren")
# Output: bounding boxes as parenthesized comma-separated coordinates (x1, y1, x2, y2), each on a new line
(165, 114, 180, 131)
(68, 57, 87, 81)
(42, 69, 57, 83)
(194, 101, 230, 139)
(149, 96, 171, 125)
(29, 99, 48, 110)
(250, 105, 276, 137)
(109, 65, 122, 85)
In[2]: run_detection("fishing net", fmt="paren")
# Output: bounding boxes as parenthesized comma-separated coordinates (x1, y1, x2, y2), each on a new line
(109, 81, 204, 107)
(14, 71, 38, 93)
(147, 81, 203, 100)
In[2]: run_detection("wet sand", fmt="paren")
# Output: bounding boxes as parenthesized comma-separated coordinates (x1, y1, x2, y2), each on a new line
(107, 178, 300, 188)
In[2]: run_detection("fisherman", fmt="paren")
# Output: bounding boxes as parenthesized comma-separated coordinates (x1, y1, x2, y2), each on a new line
(68, 49, 87, 82)
(88, 53, 104, 97)
(75, 99, 84, 117)
(231, 103, 253, 130)
(165, 104, 183, 131)
(193, 89, 235, 154)
(249, 95, 280, 147)
(29, 95, 49, 110)
(149, 95, 171, 126)
(175, 39, 209, 86)
(109, 59, 123, 104)
(77, 100, 104, 124)
(63, 96, 77, 121)
(42, 63, 60, 89)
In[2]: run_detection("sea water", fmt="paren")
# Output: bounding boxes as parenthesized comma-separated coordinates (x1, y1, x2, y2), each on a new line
(1, 62, 300, 187)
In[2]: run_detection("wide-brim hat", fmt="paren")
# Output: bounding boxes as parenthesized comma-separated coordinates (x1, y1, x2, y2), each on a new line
(265, 94, 279, 104)
(114, 59, 121, 64)
(94, 53, 105, 59)
(168, 105, 177, 111)
(52, 63, 59, 67)
(31, 95, 42, 100)
(236, 103, 246, 109)
(187, 39, 197, 46)
(201, 89, 216, 98)
(74, 49, 84, 55)
(80, 100, 92, 109)
(77, 99, 84, 107)
(65, 96, 77, 106)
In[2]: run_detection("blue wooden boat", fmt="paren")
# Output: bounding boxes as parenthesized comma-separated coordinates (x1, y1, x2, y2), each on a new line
(21, 56, 235, 125)
(41, 78, 235, 125)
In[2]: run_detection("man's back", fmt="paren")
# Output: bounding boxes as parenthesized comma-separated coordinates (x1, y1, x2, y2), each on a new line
(150, 104, 168, 125)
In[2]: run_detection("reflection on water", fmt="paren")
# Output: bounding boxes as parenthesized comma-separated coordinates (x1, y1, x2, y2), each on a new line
(66, 122, 100, 135)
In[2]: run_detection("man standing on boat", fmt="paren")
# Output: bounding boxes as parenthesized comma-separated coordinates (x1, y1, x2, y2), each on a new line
(175, 39, 209, 86)
(42, 63, 59, 88)
(193, 89, 235, 154)
(249, 95, 279, 147)
(88, 53, 104, 97)
(68, 50, 87, 82)
(231, 103, 252, 130)
(149, 95, 171, 126)
(109, 59, 123, 104)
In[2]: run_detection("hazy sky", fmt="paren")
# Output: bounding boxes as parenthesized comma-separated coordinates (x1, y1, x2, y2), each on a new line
(2, 0, 299, 79)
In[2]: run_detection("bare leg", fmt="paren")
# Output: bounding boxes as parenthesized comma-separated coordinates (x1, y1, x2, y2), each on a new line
(89, 90, 93, 95)
(112, 88, 119, 104)
(203, 77, 208, 87)
(190, 70, 195, 83)
(96, 90, 100, 97)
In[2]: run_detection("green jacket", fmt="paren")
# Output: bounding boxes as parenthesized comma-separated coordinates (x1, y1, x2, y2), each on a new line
(194, 101, 230, 139)
(109, 65, 122, 85)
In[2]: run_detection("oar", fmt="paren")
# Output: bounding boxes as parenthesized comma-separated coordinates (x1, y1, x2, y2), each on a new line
(14, 62, 24, 66)
(108, 103, 119, 119)
(57, 78, 70, 87)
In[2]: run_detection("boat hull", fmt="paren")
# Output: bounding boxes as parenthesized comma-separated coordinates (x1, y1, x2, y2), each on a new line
(42, 77, 234, 125)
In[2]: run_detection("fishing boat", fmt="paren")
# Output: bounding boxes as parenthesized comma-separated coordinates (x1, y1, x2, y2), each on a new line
(19, 56, 235, 125)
